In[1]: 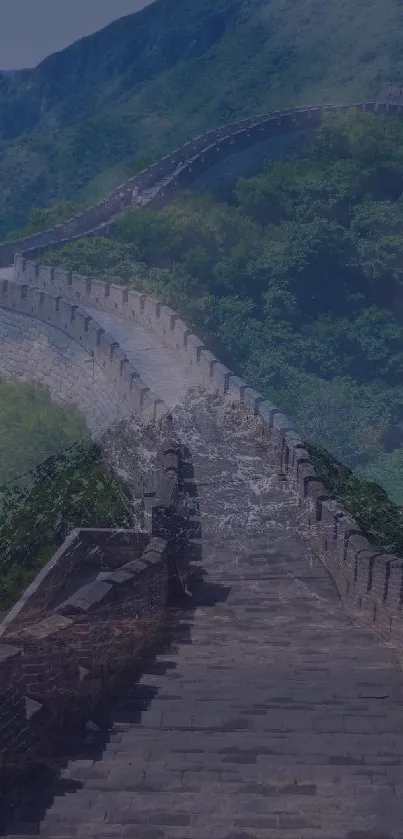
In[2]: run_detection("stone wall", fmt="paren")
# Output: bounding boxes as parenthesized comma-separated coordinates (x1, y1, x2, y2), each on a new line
(2, 100, 403, 268)
(19, 257, 403, 657)
(0, 307, 129, 437)
(0, 276, 170, 425)
(0, 435, 194, 778)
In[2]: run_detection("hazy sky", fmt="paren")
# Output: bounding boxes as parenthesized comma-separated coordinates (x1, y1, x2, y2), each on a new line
(0, 0, 155, 70)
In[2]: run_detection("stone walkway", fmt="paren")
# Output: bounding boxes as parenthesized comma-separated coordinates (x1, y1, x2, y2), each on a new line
(2, 392, 403, 839)
(83, 306, 194, 410)
(2, 271, 403, 837)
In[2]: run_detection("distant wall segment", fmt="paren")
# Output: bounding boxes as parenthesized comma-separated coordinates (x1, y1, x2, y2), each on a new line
(1, 100, 402, 267)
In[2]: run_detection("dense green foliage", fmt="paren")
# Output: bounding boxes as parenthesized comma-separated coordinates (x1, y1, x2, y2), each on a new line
(0, 379, 89, 485)
(1, 0, 403, 235)
(43, 110, 403, 523)
(0, 440, 135, 612)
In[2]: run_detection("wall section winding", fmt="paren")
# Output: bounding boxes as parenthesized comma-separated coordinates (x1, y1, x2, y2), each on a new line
(13, 255, 403, 656)
(3, 96, 403, 649)
(1, 100, 403, 267)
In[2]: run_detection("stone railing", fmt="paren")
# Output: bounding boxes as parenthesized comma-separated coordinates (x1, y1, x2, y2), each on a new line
(1, 99, 403, 267)
(15, 254, 403, 659)
(0, 434, 196, 778)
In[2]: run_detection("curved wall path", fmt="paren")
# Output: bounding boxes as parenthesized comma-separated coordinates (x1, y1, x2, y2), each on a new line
(82, 305, 194, 410)
(3, 100, 403, 837)
(0, 268, 195, 422)
(1, 99, 403, 267)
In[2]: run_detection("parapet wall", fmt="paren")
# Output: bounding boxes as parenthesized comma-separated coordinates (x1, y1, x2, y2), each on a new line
(0, 306, 130, 436)
(0, 434, 194, 779)
(16, 255, 403, 659)
(0, 274, 170, 425)
(1, 100, 402, 267)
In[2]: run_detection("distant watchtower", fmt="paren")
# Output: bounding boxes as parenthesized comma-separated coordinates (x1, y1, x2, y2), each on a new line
(377, 82, 403, 105)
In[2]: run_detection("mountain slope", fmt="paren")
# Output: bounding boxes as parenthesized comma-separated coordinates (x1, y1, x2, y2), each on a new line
(1, 0, 403, 237)
(0, 0, 246, 142)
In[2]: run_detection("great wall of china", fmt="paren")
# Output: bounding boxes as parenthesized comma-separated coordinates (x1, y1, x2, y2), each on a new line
(1, 92, 403, 837)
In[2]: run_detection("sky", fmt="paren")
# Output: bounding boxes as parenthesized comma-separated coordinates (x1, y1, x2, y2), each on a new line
(0, 0, 155, 70)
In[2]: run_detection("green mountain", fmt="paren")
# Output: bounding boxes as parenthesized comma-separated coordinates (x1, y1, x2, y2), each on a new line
(0, 0, 245, 142)
(1, 0, 403, 237)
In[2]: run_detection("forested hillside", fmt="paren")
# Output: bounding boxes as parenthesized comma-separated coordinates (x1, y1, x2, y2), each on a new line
(42, 109, 403, 515)
(1, 0, 403, 236)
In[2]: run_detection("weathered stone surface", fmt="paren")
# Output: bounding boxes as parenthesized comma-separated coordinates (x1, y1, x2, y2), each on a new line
(24, 697, 43, 721)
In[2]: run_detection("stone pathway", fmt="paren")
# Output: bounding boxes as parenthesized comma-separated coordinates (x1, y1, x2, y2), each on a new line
(2, 392, 403, 839)
(83, 306, 194, 410)
(2, 269, 403, 837)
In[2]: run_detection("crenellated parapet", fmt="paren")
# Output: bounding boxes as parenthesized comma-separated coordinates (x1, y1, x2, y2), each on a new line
(0, 273, 169, 424)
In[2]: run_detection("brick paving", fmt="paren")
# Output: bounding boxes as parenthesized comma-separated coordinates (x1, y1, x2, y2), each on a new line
(3, 391, 403, 838)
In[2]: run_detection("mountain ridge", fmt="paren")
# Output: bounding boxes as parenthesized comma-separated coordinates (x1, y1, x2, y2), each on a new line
(0, 0, 245, 142)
